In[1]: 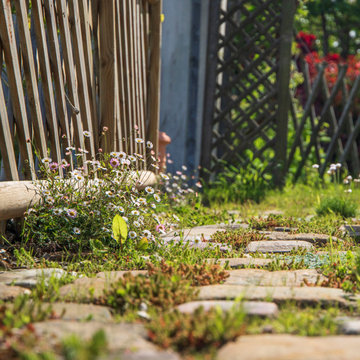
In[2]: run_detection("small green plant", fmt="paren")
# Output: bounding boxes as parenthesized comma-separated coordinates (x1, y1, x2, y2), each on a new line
(8, 329, 108, 360)
(147, 261, 229, 286)
(147, 305, 246, 354)
(0, 296, 54, 336)
(316, 196, 357, 218)
(106, 270, 197, 315)
(248, 215, 300, 230)
(211, 229, 266, 250)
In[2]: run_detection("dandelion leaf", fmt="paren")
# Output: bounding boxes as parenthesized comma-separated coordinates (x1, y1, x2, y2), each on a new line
(112, 215, 128, 243)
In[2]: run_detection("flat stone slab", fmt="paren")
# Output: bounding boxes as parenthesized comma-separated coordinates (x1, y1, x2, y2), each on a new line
(198, 285, 360, 307)
(246, 240, 314, 253)
(217, 335, 360, 360)
(338, 319, 360, 335)
(162, 223, 248, 241)
(59, 271, 146, 301)
(159, 237, 231, 252)
(177, 300, 278, 317)
(260, 232, 339, 245)
(0, 283, 31, 300)
(0, 268, 76, 288)
(33, 320, 179, 359)
(224, 269, 325, 287)
(207, 258, 274, 268)
(50, 303, 113, 322)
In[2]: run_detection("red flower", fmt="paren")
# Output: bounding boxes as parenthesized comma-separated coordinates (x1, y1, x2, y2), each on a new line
(296, 31, 317, 53)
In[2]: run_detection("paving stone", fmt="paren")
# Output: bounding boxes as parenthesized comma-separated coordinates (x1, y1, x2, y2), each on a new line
(59, 271, 147, 301)
(224, 269, 325, 287)
(32, 320, 176, 358)
(49, 302, 113, 321)
(177, 300, 278, 317)
(217, 335, 360, 360)
(343, 224, 360, 238)
(259, 232, 339, 245)
(0, 268, 76, 289)
(198, 284, 360, 307)
(273, 227, 298, 232)
(246, 240, 314, 253)
(207, 258, 274, 268)
(59, 277, 107, 301)
(338, 319, 360, 335)
(0, 283, 31, 300)
(160, 237, 231, 252)
(162, 223, 248, 241)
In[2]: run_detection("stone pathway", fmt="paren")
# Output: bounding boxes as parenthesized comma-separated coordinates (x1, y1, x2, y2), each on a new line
(2, 223, 360, 359)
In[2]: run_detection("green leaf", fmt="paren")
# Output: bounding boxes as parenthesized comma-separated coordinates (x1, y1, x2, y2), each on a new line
(112, 215, 128, 243)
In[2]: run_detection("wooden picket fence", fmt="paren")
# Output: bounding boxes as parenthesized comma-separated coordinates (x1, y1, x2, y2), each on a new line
(0, 0, 162, 181)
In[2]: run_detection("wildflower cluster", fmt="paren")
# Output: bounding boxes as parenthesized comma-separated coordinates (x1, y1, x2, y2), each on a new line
(23, 138, 176, 255)
(160, 159, 202, 205)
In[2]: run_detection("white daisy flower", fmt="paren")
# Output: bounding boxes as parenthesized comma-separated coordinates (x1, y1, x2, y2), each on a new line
(145, 186, 154, 194)
(150, 203, 156, 209)
(135, 138, 144, 144)
(146, 141, 153, 149)
(52, 208, 63, 215)
(131, 210, 140, 216)
(133, 221, 141, 227)
(153, 194, 161, 202)
(73, 227, 81, 235)
(83, 131, 91, 138)
(128, 155, 137, 162)
(41, 157, 52, 164)
(143, 230, 152, 237)
(160, 173, 169, 180)
(129, 231, 137, 239)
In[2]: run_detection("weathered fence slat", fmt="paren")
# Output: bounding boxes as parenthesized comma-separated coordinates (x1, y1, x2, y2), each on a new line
(147, 0, 163, 162)
(99, 0, 116, 154)
(42, 0, 74, 169)
(0, 0, 35, 179)
(0, 0, 161, 183)
(0, 45, 18, 181)
(32, 0, 63, 176)
(14, 0, 47, 161)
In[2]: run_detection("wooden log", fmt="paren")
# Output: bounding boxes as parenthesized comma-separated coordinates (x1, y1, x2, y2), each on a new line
(0, 171, 157, 221)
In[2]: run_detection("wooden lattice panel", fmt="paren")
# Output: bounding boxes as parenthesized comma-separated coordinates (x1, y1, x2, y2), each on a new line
(201, 0, 295, 180)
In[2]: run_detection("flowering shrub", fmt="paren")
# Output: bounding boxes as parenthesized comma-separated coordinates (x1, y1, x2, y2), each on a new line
(22, 137, 176, 255)
(296, 31, 360, 107)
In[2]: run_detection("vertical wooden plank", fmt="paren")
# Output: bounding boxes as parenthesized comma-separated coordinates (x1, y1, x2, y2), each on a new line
(0, 0, 35, 179)
(78, 0, 99, 149)
(135, 0, 146, 164)
(42, 0, 73, 169)
(119, 0, 135, 154)
(0, 44, 19, 180)
(56, 0, 86, 164)
(31, 0, 63, 176)
(68, 0, 96, 160)
(274, 0, 296, 187)
(147, 0, 162, 163)
(200, 0, 221, 176)
(14, 0, 47, 161)
(115, 0, 128, 152)
(127, 0, 139, 152)
(98, 0, 116, 153)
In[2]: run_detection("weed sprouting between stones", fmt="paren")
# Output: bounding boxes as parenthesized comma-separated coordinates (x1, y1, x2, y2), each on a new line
(105, 262, 228, 316)
(147, 305, 247, 355)
(211, 229, 266, 250)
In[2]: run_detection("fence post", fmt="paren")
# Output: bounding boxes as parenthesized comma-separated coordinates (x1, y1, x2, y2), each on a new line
(99, 0, 116, 153)
(147, 0, 162, 162)
(200, 0, 221, 178)
(274, 0, 296, 187)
